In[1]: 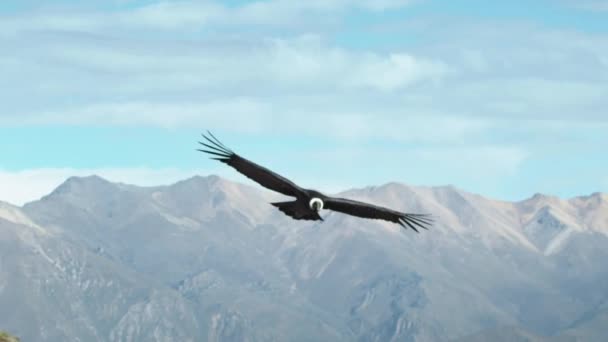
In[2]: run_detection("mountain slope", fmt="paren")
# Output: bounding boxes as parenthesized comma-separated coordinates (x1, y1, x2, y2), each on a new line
(0, 204, 203, 341)
(0, 175, 605, 341)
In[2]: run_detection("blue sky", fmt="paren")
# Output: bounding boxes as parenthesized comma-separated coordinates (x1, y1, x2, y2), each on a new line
(1, 0, 607, 205)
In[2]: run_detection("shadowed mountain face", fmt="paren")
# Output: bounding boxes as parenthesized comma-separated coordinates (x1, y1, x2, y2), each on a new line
(1, 175, 607, 341)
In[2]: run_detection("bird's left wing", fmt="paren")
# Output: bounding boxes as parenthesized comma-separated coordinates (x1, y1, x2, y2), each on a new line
(197, 131, 305, 198)
(323, 197, 432, 232)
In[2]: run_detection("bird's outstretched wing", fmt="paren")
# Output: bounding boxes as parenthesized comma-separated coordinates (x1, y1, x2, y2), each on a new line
(323, 197, 433, 232)
(197, 131, 305, 198)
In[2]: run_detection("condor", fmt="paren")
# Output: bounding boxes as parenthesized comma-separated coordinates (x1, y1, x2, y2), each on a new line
(197, 132, 432, 232)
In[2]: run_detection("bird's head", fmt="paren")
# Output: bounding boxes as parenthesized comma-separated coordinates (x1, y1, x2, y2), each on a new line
(309, 198, 324, 212)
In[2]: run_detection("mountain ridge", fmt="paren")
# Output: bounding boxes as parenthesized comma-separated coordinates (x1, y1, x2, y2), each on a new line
(1, 174, 607, 341)
(9, 173, 606, 209)
(18, 174, 608, 252)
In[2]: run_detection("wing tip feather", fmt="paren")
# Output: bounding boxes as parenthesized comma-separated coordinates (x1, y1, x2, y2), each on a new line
(395, 218, 417, 233)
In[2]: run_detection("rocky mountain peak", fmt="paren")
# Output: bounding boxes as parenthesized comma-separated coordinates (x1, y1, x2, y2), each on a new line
(46, 174, 119, 199)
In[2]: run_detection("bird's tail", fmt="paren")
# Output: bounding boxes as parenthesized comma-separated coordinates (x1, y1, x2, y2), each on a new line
(271, 201, 323, 221)
(271, 201, 301, 217)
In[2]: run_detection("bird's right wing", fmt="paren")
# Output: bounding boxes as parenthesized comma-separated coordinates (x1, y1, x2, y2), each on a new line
(323, 197, 432, 232)
(197, 131, 305, 198)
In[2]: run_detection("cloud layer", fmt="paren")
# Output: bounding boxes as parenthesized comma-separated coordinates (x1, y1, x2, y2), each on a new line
(2, 4, 606, 130)
(1, 0, 607, 203)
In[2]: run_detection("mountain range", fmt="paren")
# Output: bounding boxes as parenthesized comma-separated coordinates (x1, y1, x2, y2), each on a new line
(1, 175, 607, 341)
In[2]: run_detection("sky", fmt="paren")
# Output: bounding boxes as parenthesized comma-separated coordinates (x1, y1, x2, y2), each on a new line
(1, 0, 607, 205)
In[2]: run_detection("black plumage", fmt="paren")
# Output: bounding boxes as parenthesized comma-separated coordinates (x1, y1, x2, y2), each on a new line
(197, 131, 432, 232)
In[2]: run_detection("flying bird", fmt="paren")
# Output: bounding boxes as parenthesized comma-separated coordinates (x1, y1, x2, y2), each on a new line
(197, 132, 433, 232)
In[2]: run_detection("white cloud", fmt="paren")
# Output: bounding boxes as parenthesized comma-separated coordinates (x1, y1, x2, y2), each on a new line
(3, 15, 605, 133)
(0, 0, 415, 34)
(0, 167, 204, 206)
(434, 78, 608, 120)
(6, 100, 492, 144)
(126, 0, 414, 30)
(12, 100, 271, 129)
(314, 114, 490, 143)
(0, 33, 448, 108)
(123, 1, 225, 29)
(345, 53, 450, 91)
(35, 34, 449, 90)
(0, 1, 607, 151)
(413, 146, 529, 177)
(560, 0, 608, 11)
